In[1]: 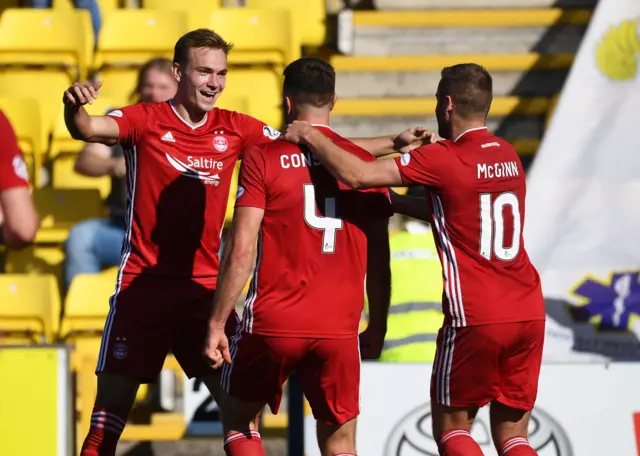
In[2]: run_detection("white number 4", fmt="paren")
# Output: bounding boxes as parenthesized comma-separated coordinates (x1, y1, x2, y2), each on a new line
(304, 184, 343, 254)
(479, 192, 521, 261)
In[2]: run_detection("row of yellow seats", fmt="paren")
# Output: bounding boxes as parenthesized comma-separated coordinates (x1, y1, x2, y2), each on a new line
(0, 4, 313, 81)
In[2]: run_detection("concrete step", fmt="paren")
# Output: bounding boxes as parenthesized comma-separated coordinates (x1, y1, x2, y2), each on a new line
(332, 54, 573, 97)
(330, 116, 543, 156)
(373, 0, 598, 10)
(332, 96, 550, 116)
(339, 9, 591, 55)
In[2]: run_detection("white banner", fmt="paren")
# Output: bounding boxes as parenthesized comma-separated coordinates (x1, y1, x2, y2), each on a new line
(305, 362, 640, 456)
(524, 0, 640, 361)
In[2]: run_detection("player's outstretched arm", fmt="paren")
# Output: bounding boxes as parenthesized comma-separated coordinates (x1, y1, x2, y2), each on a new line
(350, 127, 436, 158)
(360, 218, 391, 360)
(283, 121, 405, 189)
(389, 189, 431, 223)
(63, 82, 119, 145)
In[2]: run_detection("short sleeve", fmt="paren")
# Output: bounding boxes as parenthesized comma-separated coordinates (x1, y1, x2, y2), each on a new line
(236, 113, 281, 151)
(0, 111, 29, 191)
(106, 103, 150, 149)
(235, 145, 267, 210)
(393, 142, 449, 187)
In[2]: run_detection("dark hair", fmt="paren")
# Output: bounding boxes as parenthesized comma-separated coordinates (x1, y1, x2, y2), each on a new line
(283, 57, 335, 107)
(130, 58, 174, 103)
(173, 28, 234, 66)
(438, 63, 493, 118)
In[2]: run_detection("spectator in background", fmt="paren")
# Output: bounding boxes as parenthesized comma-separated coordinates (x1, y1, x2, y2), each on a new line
(0, 111, 38, 248)
(63, 58, 177, 289)
(29, 0, 102, 45)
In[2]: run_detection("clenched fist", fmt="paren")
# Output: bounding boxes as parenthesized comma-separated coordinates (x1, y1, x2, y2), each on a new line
(63, 81, 103, 107)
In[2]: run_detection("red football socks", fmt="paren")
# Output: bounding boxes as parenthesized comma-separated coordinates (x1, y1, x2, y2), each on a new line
(501, 437, 538, 455)
(224, 431, 267, 456)
(80, 407, 128, 456)
(438, 429, 484, 456)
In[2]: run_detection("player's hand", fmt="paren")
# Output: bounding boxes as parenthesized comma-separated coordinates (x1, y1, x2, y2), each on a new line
(63, 81, 102, 107)
(282, 120, 314, 144)
(394, 127, 436, 153)
(204, 323, 232, 369)
(359, 326, 386, 360)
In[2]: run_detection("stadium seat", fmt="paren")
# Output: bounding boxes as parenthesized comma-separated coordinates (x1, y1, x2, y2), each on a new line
(4, 245, 65, 293)
(33, 188, 105, 243)
(0, 8, 94, 81)
(216, 95, 250, 115)
(50, 97, 125, 160)
(145, 0, 221, 13)
(94, 10, 189, 71)
(60, 268, 117, 340)
(223, 68, 283, 129)
(0, 97, 46, 186)
(52, 155, 112, 200)
(0, 274, 61, 344)
(245, 0, 326, 47)
(0, 69, 72, 136)
(97, 69, 139, 104)
(197, 8, 300, 67)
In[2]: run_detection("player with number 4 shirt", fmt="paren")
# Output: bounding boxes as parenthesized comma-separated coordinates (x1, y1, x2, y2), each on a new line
(282, 63, 546, 456)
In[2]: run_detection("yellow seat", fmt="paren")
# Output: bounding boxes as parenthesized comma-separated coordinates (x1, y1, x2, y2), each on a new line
(60, 269, 117, 340)
(97, 69, 139, 104)
(4, 245, 65, 294)
(50, 97, 124, 160)
(223, 68, 283, 129)
(33, 188, 105, 244)
(196, 8, 300, 67)
(94, 10, 188, 71)
(0, 97, 46, 186)
(0, 274, 61, 344)
(0, 8, 93, 81)
(245, 0, 326, 47)
(52, 155, 112, 200)
(145, 0, 221, 13)
(0, 69, 73, 140)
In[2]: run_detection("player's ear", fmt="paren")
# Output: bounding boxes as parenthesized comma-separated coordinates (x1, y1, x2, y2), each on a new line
(172, 61, 182, 83)
(284, 96, 294, 116)
(329, 94, 338, 112)
(446, 95, 454, 114)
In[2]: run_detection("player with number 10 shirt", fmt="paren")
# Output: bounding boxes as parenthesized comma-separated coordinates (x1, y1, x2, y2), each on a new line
(282, 63, 546, 456)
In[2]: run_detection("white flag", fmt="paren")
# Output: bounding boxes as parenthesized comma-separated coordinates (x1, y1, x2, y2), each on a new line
(525, 0, 640, 361)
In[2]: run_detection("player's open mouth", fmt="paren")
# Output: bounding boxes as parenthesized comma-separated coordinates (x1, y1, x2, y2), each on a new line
(200, 91, 217, 100)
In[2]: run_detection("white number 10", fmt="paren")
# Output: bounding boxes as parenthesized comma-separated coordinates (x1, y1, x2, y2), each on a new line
(479, 192, 521, 261)
(304, 184, 343, 254)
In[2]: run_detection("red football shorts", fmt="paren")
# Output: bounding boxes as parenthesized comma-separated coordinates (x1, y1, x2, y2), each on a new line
(222, 330, 360, 427)
(96, 274, 239, 382)
(430, 320, 545, 411)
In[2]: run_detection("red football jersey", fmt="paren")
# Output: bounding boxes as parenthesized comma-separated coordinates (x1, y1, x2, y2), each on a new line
(394, 127, 545, 327)
(0, 111, 29, 191)
(236, 125, 392, 338)
(107, 100, 279, 287)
